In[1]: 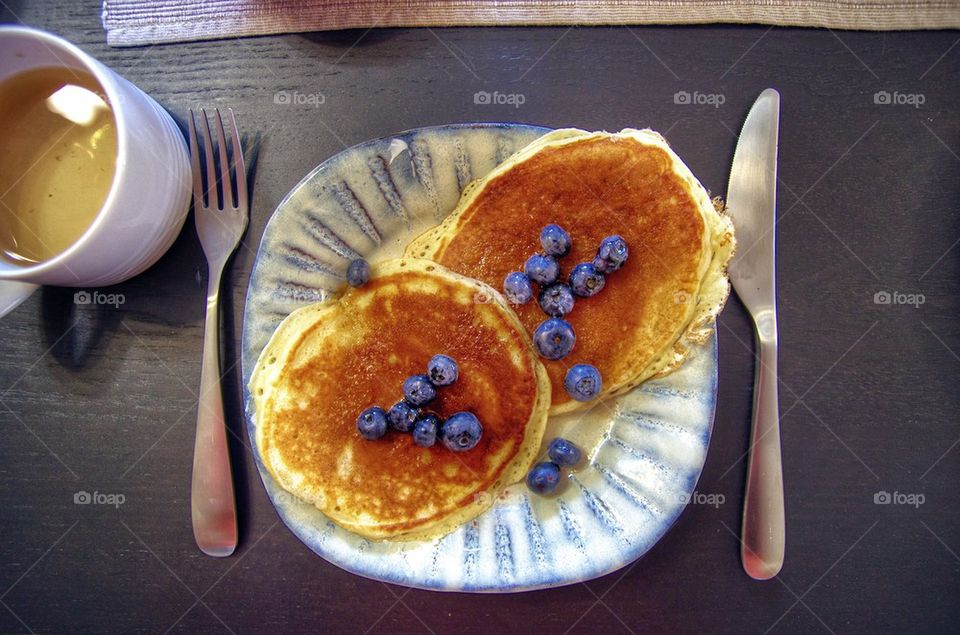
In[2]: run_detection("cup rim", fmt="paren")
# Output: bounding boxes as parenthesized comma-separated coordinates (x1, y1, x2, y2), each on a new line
(0, 25, 128, 281)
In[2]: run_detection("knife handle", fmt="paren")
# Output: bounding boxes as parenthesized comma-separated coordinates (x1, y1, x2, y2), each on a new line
(741, 315, 785, 580)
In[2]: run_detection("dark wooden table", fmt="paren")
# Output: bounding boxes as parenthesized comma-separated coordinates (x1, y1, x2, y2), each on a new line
(2, 1, 958, 632)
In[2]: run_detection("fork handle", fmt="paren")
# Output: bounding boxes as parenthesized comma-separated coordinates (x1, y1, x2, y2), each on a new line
(191, 269, 238, 557)
(741, 325, 784, 580)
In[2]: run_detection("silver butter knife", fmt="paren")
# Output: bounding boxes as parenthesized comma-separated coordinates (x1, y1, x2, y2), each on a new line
(726, 88, 784, 580)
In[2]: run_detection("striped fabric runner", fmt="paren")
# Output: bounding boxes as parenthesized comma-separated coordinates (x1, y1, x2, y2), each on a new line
(102, 0, 960, 47)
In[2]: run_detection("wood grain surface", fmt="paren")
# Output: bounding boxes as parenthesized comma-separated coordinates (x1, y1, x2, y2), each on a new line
(1, 2, 958, 633)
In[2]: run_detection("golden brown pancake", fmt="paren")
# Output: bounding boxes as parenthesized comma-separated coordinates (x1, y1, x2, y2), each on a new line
(406, 129, 735, 414)
(249, 258, 550, 541)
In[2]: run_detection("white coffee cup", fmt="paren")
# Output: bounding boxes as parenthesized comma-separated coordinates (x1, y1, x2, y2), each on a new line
(0, 26, 191, 316)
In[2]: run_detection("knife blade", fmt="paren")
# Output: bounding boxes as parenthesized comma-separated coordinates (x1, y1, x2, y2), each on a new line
(725, 88, 784, 580)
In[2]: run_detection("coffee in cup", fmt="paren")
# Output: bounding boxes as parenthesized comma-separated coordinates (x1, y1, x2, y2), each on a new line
(0, 26, 192, 316)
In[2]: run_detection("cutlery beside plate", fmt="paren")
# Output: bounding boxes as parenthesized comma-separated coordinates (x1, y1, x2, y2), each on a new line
(726, 88, 785, 580)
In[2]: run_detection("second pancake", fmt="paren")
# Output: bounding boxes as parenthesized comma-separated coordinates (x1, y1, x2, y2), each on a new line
(407, 128, 735, 414)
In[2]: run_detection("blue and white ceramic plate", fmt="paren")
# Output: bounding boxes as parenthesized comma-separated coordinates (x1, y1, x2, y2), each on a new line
(241, 123, 718, 592)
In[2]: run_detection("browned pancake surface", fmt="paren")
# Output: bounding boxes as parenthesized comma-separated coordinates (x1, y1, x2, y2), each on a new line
(255, 262, 545, 538)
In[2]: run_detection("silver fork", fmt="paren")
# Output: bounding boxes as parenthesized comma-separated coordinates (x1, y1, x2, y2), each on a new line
(187, 108, 247, 557)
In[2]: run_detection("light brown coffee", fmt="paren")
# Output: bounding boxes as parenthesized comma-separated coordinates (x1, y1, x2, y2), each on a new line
(0, 66, 117, 264)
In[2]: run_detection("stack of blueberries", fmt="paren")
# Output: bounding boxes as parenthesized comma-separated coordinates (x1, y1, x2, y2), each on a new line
(527, 438, 582, 495)
(503, 225, 629, 402)
(356, 354, 484, 452)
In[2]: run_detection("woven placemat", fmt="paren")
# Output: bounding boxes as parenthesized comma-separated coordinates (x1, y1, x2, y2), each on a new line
(102, 0, 960, 46)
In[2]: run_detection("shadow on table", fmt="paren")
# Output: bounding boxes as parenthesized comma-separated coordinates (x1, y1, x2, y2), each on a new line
(297, 28, 400, 50)
(38, 227, 203, 371)
(220, 130, 264, 544)
(38, 129, 264, 370)
(38, 128, 264, 545)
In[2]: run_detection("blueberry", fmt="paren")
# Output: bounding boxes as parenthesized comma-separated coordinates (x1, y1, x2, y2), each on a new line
(356, 406, 387, 440)
(538, 283, 575, 317)
(347, 258, 370, 287)
(402, 374, 436, 406)
(413, 414, 441, 447)
(548, 438, 582, 467)
(427, 354, 459, 386)
(540, 224, 571, 257)
(568, 262, 606, 297)
(526, 461, 562, 495)
(533, 318, 576, 360)
(564, 364, 602, 401)
(524, 254, 560, 286)
(387, 400, 418, 432)
(593, 235, 628, 273)
(440, 412, 483, 452)
(503, 271, 534, 305)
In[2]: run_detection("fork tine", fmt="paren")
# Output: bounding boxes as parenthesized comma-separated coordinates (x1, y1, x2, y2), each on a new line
(213, 109, 235, 210)
(199, 108, 219, 209)
(227, 108, 246, 211)
(187, 110, 204, 209)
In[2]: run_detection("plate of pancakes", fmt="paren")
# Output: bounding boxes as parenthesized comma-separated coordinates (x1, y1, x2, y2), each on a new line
(242, 124, 735, 592)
